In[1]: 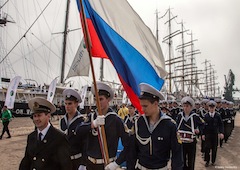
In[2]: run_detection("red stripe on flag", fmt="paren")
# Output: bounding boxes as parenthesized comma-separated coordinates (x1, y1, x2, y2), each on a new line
(118, 75, 143, 114)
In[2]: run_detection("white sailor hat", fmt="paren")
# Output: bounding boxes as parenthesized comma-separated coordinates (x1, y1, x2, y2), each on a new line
(181, 96, 195, 107)
(63, 89, 82, 103)
(207, 100, 217, 107)
(215, 98, 222, 103)
(221, 99, 228, 104)
(195, 100, 200, 105)
(201, 98, 210, 105)
(139, 83, 165, 100)
(91, 82, 114, 100)
(28, 97, 56, 114)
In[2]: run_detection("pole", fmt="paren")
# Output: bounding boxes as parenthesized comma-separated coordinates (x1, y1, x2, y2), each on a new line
(79, 0, 109, 165)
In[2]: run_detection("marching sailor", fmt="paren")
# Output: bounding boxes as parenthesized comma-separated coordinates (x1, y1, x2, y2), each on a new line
(176, 96, 204, 170)
(76, 82, 129, 170)
(219, 99, 232, 147)
(129, 83, 183, 170)
(60, 89, 86, 170)
(123, 103, 139, 135)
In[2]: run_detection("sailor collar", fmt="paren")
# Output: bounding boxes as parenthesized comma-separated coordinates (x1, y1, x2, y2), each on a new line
(143, 112, 171, 133)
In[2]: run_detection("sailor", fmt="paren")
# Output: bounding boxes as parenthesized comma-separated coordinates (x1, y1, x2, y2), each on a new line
(176, 96, 204, 170)
(129, 83, 183, 170)
(60, 89, 86, 170)
(170, 100, 181, 121)
(123, 102, 139, 135)
(199, 98, 209, 155)
(228, 101, 236, 132)
(76, 82, 129, 170)
(19, 97, 72, 170)
(215, 98, 222, 113)
(202, 100, 224, 167)
(219, 99, 232, 147)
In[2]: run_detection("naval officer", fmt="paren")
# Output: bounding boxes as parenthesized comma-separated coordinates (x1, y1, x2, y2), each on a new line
(60, 89, 87, 170)
(19, 97, 72, 170)
(76, 82, 129, 170)
(129, 83, 183, 170)
(202, 100, 224, 167)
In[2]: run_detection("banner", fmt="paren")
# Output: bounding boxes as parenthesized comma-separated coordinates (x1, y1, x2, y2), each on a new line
(79, 85, 88, 109)
(66, 38, 90, 79)
(47, 78, 57, 102)
(4, 76, 21, 109)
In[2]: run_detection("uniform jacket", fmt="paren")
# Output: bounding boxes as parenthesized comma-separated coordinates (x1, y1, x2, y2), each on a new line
(176, 111, 204, 137)
(130, 113, 183, 170)
(19, 125, 72, 170)
(203, 112, 224, 135)
(60, 111, 86, 156)
(76, 108, 129, 165)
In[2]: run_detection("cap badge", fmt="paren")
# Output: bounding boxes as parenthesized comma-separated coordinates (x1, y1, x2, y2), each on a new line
(33, 102, 39, 109)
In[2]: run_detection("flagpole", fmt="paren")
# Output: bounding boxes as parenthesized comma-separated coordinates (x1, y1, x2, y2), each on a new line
(79, 0, 109, 165)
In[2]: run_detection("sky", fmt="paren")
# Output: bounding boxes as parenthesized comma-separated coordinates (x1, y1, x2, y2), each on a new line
(1, 0, 240, 97)
(128, 0, 240, 96)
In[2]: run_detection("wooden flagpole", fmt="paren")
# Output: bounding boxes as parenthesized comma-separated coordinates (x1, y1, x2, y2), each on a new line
(79, 0, 109, 165)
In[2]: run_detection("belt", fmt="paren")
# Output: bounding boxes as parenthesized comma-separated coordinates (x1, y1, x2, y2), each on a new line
(71, 153, 82, 160)
(88, 156, 117, 164)
(135, 160, 167, 170)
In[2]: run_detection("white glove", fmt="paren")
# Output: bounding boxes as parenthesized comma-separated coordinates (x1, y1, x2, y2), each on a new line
(92, 115, 105, 128)
(104, 161, 119, 170)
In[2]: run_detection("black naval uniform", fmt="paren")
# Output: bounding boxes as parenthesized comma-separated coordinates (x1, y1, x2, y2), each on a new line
(60, 111, 86, 169)
(170, 107, 181, 121)
(19, 125, 72, 170)
(129, 112, 183, 170)
(76, 108, 129, 170)
(123, 112, 139, 134)
(176, 111, 204, 170)
(219, 108, 231, 146)
(203, 112, 224, 165)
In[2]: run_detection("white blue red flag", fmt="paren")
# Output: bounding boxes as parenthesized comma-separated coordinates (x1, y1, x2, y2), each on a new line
(76, 0, 167, 112)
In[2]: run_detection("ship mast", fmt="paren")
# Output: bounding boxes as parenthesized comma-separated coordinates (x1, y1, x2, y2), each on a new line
(60, 0, 71, 83)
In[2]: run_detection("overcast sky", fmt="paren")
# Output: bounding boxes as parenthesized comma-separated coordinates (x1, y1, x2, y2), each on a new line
(1, 0, 240, 97)
(128, 0, 240, 95)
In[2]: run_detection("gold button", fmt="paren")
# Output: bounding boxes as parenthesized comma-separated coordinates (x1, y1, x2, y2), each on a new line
(33, 157, 36, 160)
(42, 158, 45, 162)
(33, 168, 36, 170)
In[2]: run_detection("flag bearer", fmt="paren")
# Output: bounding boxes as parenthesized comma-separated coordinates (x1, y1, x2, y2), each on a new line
(129, 83, 183, 170)
(202, 100, 224, 167)
(76, 82, 129, 170)
(176, 96, 204, 170)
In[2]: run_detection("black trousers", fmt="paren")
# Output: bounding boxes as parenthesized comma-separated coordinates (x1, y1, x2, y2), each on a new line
(205, 134, 218, 164)
(1, 121, 11, 137)
(182, 140, 197, 170)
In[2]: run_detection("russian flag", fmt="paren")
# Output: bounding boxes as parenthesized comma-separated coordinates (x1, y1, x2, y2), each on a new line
(76, 0, 167, 112)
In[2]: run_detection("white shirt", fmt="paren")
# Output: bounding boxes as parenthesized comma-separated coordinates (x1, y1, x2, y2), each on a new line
(37, 122, 51, 141)
(209, 112, 215, 118)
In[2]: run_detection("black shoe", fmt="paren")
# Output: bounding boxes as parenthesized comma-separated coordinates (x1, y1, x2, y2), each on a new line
(205, 162, 209, 167)
(7, 136, 11, 139)
(0, 136, 2, 140)
(211, 162, 215, 166)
